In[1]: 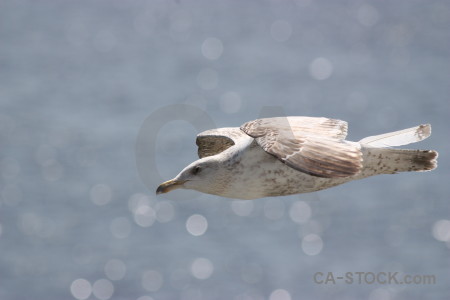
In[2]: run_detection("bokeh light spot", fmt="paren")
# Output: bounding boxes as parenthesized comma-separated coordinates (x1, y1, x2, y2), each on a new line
(70, 278, 92, 300)
(190, 257, 214, 280)
(90, 184, 112, 206)
(128, 193, 152, 214)
(301, 234, 323, 256)
(231, 200, 254, 217)
(269, 289, 291, 300)
(201, 37, 223, 60)
(104, 259, 127, 281)
(289, 201, 311, 224)
(186, 214, 208, 236)
(432, 219, 450, 242)
(92, 279, 114, 300)
(309, 57, 333, 80)
(142, 270, 163, 292)
(134, 205, 156, 227)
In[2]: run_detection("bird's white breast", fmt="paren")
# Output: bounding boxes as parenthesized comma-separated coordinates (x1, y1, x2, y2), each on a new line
(218, 141, 331, 199)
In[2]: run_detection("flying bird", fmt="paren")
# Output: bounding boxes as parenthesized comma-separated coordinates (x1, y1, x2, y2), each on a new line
(156, 117, 438, 199)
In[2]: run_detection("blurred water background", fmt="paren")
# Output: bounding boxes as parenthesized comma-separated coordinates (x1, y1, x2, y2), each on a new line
(1, 0, 450, 299)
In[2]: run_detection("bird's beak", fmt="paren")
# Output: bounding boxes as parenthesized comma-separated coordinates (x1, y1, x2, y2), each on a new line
(156, 179, 186, 194)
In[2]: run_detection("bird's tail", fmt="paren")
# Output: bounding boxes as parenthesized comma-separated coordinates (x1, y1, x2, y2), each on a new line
(359, 124, 438, 174)
(359, 124, 431, 147)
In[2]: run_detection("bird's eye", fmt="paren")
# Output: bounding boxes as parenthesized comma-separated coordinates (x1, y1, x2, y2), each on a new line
(192, 166, 201, 175)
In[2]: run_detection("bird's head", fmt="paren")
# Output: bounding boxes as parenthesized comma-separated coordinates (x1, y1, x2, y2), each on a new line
(156, 157, 228, 196)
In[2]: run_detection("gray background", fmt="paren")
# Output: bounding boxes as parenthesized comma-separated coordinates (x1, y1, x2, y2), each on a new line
(1, 0, 449, 299)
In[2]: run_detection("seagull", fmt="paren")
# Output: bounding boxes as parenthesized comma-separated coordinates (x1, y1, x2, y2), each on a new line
(156, 117, 438, 199)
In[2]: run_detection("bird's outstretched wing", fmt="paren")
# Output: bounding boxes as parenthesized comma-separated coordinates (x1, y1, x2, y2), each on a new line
(196, 127, 249, 158)
(240, 116, 348, 140)
(240, 117, 362, 178)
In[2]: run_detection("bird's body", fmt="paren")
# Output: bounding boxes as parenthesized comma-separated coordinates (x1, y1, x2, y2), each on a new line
(202, 138, 346, 199)
(156, 117, 438, 199)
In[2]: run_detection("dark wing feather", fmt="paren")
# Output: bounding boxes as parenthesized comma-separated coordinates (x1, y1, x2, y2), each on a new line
(196, 135, 235, 158)
(240, 117, 362, 178)
(196, 127, 247, 158)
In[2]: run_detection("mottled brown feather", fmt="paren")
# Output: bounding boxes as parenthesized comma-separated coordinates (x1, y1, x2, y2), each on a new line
(240, 117, 362, 178)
